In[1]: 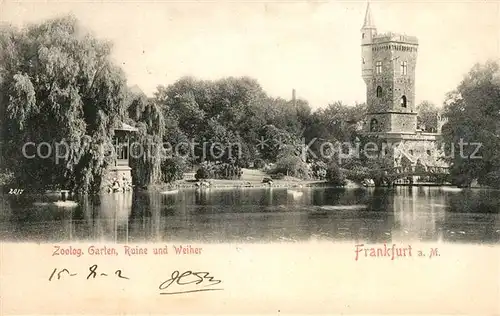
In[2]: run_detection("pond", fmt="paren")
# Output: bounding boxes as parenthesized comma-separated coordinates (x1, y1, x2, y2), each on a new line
(0, 186, 499, 243)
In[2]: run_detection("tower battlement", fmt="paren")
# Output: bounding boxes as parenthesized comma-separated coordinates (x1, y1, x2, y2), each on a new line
(373, 32, 418, 45)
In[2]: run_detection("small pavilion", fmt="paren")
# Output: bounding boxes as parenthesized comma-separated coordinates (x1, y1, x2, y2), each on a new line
(103, 122, 138, 192)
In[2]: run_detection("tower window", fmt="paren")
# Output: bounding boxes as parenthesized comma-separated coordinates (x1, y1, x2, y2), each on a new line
(362, 33, 365, 39)
(376, 86, 383, 98)
(362, 58, 365, 64)
(375, 61, 382, 74)
(401, 61, 408, 75)
(370, 118, 379, 132)
(401, 95, 407, 107)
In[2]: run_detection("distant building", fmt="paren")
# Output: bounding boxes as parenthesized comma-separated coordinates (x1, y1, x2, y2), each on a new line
(360, 2, 447, 169)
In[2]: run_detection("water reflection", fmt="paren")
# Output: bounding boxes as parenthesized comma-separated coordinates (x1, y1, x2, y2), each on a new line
(391, 187, 447, 242)
(0, 187, 498, 243)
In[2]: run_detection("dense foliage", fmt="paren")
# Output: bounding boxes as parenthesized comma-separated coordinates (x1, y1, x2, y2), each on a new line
(2, 15, 495, 192)
(0, 16, 129, 193)
(326, 162, 347, 186)
(441, 60, 500, 187)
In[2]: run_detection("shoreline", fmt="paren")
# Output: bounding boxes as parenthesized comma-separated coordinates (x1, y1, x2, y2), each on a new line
(146, 179, 333, 192)
(2, 180, 496, 196)
(143, 179, 492, 193)
(2, 171, 497, 196)
(2, 181, 496, 197)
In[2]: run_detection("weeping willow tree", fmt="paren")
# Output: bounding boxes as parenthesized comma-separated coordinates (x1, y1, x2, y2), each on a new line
(127, 87, 191, 187)
(129, 98, 166, 187)
(0, 16, 129, 193)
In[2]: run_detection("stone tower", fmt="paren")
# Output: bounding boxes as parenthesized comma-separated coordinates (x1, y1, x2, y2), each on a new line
(361, 2, 419, 134)
(357, 2, 448, 172)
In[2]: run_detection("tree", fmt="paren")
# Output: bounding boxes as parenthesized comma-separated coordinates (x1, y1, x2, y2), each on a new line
(153, 76, 274, 166)
(0, 15, 130, 193)
(342, 134, 393, 186)
(126, 86, 149, 122)
(258, 124, 301, 161)
(274, 144, 308, 178)
(128, 100, 166, 187)
(263, 97, 310, 136)
(302, 101, 367, 162)
(416, 101, 439, 132)
(161, 157, 186, 183)
(441, 60, 500, 187)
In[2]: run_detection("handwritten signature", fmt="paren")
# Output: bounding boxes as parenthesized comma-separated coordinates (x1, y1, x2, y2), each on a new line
(159, 270, 223, 295)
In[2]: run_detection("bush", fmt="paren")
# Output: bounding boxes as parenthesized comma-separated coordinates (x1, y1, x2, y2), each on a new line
(451, 173, 474, 188)
(214, 163, 242, 180)
(194, 162, 243, 180)
(478, 170, 500, 188)
(262, 177, 273, 183)
(253, 158, 265, 169)
(310, 161, 328, 180)
(0, 169, 15, 187)
(161, 157, 186, 183)
(326, 162, 347, 186)
(195, 167, 211, 180)
(344, 166, 370, 183)
(274, 156, 309, 179)
(427, 173, 450, 185)
(270, 173, 285, 180)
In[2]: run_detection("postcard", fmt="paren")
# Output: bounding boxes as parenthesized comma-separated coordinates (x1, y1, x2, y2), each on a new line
(0, 0, 499, 315)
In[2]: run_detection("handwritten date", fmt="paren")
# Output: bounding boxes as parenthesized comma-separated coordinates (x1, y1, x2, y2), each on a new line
(49, 264, 129, 281)
(159, 270, 223, 295)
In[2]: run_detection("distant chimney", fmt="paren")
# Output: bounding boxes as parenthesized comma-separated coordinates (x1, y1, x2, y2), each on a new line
(292, 89, 296, 107)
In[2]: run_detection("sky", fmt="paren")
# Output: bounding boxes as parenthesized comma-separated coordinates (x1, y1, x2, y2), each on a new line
(1, 0, 499, 110)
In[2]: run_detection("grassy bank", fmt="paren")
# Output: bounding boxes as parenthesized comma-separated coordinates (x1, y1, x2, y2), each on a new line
(147, 168, 329, 191)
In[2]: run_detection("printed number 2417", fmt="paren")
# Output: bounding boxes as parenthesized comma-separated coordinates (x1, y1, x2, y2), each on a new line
(9, 189, 24, 195)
